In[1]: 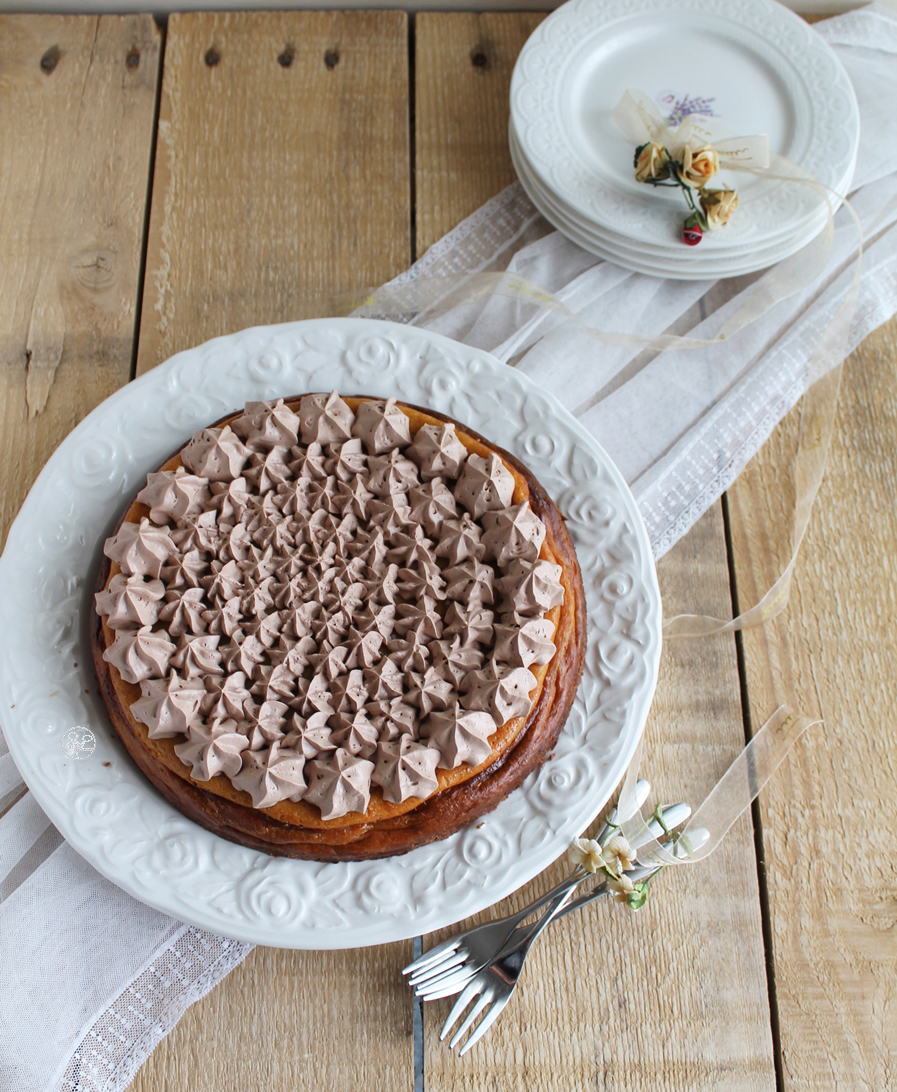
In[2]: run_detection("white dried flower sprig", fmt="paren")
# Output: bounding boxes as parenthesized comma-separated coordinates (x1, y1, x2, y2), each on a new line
(568, 804, 677, 910)
(608, 874, 635, 903)
(568, 833, 635, 877)
(567, 837, 603, 873)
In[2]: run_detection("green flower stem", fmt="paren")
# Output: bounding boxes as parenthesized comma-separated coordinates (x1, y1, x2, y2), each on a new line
(626, 867, 664, 911)
(652, 803, 673, 838)
(635, 148, 711, 234)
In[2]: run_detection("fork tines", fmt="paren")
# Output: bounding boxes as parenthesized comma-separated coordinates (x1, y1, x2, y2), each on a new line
(402, 937, 460, 977)
(439, 978, 508, 1055)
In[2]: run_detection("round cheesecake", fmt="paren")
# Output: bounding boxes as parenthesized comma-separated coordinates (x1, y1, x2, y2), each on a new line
(92, 393, 586, 861)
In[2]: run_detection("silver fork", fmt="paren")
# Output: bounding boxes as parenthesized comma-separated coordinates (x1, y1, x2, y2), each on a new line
(404, 780, 652, 998)
(412, 797, 691, 1001)
(408, 799, 690, 1000)
(439, 827, 710, 1055)
(437, 882, 582, 1054)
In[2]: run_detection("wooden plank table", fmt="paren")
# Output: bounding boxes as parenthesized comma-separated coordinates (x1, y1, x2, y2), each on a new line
(1, 11, 894, 1091)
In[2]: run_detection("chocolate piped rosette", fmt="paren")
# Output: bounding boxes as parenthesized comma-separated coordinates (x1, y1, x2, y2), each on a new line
(92, 393, 586, 861)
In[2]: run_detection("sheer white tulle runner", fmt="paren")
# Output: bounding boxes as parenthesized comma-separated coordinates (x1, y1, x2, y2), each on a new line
(2, 7, 896, 1090)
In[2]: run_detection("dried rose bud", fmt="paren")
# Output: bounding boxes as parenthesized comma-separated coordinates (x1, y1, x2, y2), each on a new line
(633, 142, 671, 184)
(676, 144, 719, 189)
(682, 212, 704, 246)
(700, 186, 739, 230)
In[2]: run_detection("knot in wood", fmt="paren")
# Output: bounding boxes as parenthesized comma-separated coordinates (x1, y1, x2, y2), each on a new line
(40, 46, 60, 74)
(74, 250, 116, 292)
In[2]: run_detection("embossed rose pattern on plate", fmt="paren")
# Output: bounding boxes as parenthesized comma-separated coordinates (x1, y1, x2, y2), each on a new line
(0, 319, 661, 948)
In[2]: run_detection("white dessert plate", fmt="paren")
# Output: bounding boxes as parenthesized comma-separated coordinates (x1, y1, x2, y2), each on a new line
(509, 119, 852, 265)
(511, 123, 825, 277)
(510, 124, 837, 279)
(510, 0, 859, 252)
(0, 318, 662, 949)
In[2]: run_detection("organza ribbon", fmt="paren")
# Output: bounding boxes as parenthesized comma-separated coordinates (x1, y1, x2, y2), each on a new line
(335, 179, 860, 861)
(342, 253, 854, 648)
(613, 87, 770, 170)
(614, 707, 819, 867)
(328, 237, 852, 648)
(608, 87, 863, 640)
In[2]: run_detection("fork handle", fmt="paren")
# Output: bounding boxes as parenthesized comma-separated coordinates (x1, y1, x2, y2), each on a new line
(477, 781, 655, 937)
(557, 859, 665, 918)
(492, 805, 687, 948)
(498, 882, 581, 968)
(495, 781, 657, 929)
(492, 868, 591, 934)
(504, 860, 666, 952)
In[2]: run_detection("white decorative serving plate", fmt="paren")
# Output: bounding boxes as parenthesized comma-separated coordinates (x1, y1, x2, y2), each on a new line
(510, 0, 859, 252)
(0, 319, 661, 948)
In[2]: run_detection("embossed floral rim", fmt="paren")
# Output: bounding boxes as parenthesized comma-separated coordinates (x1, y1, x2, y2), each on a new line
(0, 318, 661, 948)
(509, 0, 859, 247)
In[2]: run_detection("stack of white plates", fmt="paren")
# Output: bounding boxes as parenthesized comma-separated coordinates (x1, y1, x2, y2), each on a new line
(509, 0, 859, 280)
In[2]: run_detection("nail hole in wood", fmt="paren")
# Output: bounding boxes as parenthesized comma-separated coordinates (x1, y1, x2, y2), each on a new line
(278, 47, 293, 67)
(324, 49, 339, 69)
(40, 46, 60, 74)
(470, 48, 489, 69)
(205, 48, 220, 67)
(126, 49, 140, 69)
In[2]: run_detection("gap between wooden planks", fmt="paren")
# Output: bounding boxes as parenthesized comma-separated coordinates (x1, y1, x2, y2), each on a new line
(727, 318, 897, 1091)
(413, 13, 776, 1092)
(129, 11, 415, 1092)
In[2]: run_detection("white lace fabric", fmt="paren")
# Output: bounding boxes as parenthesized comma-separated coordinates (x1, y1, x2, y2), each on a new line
(1, 8, 896, 1090)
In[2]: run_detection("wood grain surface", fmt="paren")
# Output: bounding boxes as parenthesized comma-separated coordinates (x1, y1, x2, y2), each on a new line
(727, 319, 897, 1091)
(0, 13, 160, 549)
(414, 12, 544, 255)
(135, 9, 410, 375)
(2, 10, 894, 1092)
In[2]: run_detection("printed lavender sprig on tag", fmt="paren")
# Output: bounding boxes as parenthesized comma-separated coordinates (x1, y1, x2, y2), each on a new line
(660, 91, 717, 128)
